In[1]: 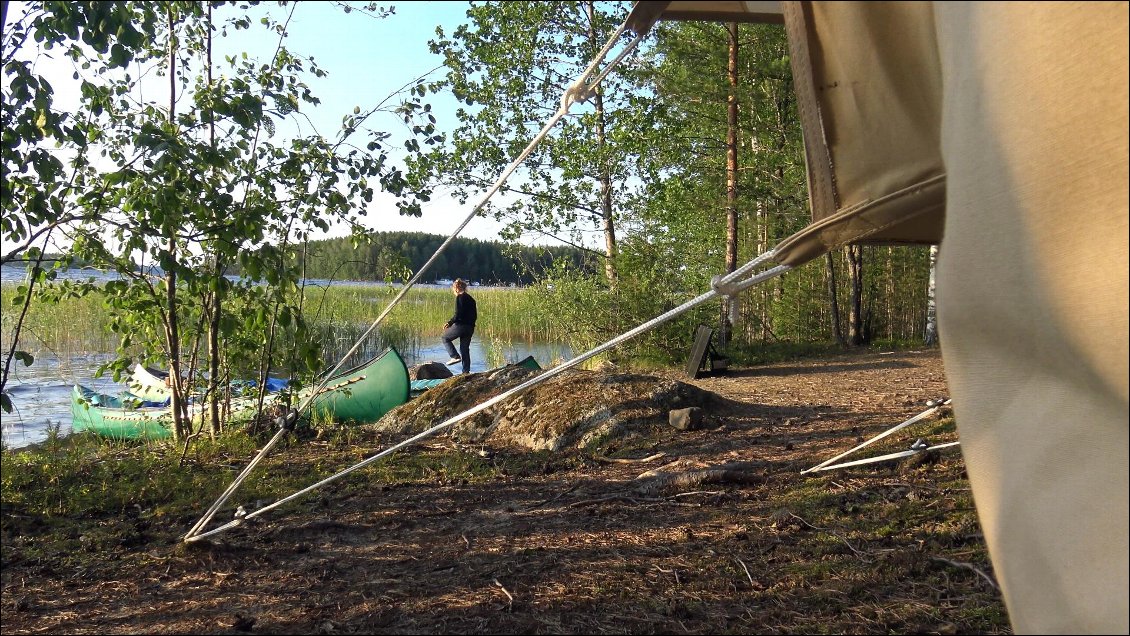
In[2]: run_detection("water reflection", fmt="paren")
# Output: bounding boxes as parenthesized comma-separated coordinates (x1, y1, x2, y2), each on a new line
(1, 353, 122, 450)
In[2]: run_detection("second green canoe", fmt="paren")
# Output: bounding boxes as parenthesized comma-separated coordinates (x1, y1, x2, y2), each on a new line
(72, 348, 411, 440)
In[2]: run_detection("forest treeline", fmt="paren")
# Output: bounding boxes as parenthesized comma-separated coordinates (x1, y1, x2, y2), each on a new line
(292, 232, 590, 285)
(416, 4, 940, 359)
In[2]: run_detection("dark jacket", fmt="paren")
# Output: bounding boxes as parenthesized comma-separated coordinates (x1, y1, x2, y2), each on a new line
(449, 292, 477, 326)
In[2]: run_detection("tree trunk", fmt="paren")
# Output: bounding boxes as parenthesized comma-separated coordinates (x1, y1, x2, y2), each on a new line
(587, 1, 617, 285)
(825, 252, 846, 347)
(720, 21, 740, 347)
(846, 244, 865, 346)
(924, 244, 939, 346)
(164, 6, 187, 440)
(205, 4, 222, 437)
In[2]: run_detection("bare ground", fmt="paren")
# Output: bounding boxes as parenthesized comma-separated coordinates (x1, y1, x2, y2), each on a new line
(0, 349, 1011, 634)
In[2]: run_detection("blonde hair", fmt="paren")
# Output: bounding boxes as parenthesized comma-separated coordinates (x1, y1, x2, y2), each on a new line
(453, 278, 467, 292)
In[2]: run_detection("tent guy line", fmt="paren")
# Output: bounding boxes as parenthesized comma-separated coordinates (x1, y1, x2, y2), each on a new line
(184, 12, 651, 543)
(185, 253, 791, 543)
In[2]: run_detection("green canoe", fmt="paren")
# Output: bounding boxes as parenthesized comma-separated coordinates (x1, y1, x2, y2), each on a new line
(72, 348, 411, 440)
(302, 348, 410, 424)
(70, 386, 179, 440)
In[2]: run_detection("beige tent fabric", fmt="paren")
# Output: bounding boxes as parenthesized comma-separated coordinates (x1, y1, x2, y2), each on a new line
(626, 1, 1129, 631)
(775, 1, 946, 266)
(932, 2, 1128, 633)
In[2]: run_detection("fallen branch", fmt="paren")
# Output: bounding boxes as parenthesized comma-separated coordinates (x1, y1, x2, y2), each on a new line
(566, 491, 717, 508)
(593, 452, 667, 464)
(568, 493, 646, 507)
(634, 460, 766, 497)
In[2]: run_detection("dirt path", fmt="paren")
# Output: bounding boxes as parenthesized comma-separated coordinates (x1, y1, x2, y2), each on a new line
(1, 349, 1010, 634)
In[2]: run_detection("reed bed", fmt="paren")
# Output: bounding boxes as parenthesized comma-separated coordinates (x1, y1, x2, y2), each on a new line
(0, 286, 119, 355)
(299, 284, 558, 370)
(301, 284, 550, 341)
(1, 282, 556, 363)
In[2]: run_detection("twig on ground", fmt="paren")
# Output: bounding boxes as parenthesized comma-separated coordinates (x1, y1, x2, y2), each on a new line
(735, 557, 754, 586)
(653, 565, 681, 585)
(493, 577, 514, 607)
(569, 494, 644, 507)
(880, 480, 946, 493)
(525, 483, 581, 510)
(789, 513, 871, 562)
(931, 556, 999, 591)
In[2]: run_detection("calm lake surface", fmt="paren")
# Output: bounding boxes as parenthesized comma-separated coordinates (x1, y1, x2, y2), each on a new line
(1, 264, 565, 450)
(1, 263, 502, 288)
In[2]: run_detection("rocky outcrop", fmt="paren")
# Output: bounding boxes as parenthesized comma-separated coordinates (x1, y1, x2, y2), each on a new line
(373, 365, 718, 452)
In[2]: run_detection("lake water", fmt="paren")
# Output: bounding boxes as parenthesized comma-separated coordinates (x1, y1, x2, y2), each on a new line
(0, 263, 510, 290)
(0, 341, 571, 451)
(2, 264, 563, 449)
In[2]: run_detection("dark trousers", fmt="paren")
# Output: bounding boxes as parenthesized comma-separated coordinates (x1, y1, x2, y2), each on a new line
(442, 323, 475, 374)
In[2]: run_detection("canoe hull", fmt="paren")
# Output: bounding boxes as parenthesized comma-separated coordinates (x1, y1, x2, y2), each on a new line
(74, 349, 411, 439)
(304, 348, 411, 424)
(70, 386, 175, 440)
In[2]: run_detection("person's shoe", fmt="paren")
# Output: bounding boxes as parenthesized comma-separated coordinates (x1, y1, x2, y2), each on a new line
(445, 357, 461, 365)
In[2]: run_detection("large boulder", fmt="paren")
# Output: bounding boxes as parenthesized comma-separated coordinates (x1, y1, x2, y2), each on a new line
(409, 362, 454, 380)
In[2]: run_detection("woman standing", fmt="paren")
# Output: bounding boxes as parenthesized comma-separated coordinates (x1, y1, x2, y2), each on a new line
(442, 279, 477, 374)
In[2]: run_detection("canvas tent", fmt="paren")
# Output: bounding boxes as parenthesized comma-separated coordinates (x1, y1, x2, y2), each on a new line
(625, 1, 1128, 634)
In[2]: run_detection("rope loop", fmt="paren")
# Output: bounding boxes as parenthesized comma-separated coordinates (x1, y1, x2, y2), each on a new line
(711, 273, 741, 298)
(562, 78, 597, 110)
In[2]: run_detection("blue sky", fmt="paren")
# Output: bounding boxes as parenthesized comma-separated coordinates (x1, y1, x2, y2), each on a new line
(6, 1, 529, 247)
(251, 1, 469, 139)
(229, 1, 508, 242)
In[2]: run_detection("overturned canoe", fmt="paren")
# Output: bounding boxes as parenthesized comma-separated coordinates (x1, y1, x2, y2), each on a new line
(302, 348, 410, 424)
(128, 365, 289, 403)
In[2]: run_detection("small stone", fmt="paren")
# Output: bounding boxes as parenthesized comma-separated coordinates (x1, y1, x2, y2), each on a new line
(669, 407, 703, 431)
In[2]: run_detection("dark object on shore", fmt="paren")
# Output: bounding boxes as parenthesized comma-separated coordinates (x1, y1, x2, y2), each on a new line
(410, 362, 454, 381)
(685, 325, 729, 379)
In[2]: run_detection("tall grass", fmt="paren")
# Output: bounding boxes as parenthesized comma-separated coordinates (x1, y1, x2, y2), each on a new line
(0, 285, 120, 354)
(301, 284, 552, 342)
(1, 282, 557, 362)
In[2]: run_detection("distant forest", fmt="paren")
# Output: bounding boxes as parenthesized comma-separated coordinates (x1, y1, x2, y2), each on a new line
(293, 232, 591, 285)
